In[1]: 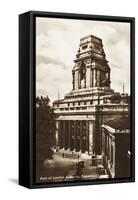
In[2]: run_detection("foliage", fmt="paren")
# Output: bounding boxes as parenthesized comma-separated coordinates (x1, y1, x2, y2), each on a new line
(36, 96, 56, 166)
(110, 93, 121, 103)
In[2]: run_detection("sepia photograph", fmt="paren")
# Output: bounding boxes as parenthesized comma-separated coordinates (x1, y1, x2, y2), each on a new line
(35, 16, 132, 184)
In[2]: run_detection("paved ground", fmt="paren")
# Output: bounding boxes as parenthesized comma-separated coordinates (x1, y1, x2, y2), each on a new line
(41, 149, 100, 182)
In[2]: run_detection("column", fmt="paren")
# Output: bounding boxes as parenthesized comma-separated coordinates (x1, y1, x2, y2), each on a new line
(68, 120, 71, 150)
(89, 121, 93, 155)
(108, 72, 110, 87)
(76, 121, 79, 152)
(65, 121, 68, 150)
(75, 71, 79, 90)
(113, 142, 115, 174)
(71, 121, 74, 151)
(93, 69, 96, 87)
(79, 121, 81, 151)
(84, 74, 86, 88)
(91, 68, 94, 87)
(90, 68, 92, 88)
(72, 72, 75, 90)
(74, 121, 76, 151)
(78, 71, 81, 89)
(70, 121, 73, 151)
(97, 70, 100, 87)
(60, 121, 63, 149)
(100, 70, 102, 87)
(80, 121, 82, 152)
(86, 67, 90, 88)
(55, 121, 59, 147)
(86, 121, 89, 153)
(95, 69, 97, 87)
(62, 121, 65, 150)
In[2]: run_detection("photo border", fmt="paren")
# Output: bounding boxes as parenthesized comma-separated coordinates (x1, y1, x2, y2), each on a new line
(20, 11, 135, 189)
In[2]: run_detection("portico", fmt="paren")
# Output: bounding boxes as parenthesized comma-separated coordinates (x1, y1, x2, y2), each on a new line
(55, 120, 94, 154)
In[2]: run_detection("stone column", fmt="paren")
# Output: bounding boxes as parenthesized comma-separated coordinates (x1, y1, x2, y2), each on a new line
(84, 74, 86, 88)
(60, 121, 63, 149)
(72, 72, 75, 90)
(78, 71, 81, 89)
(93, 69, 96, 87)
(89, 121, 93, 155)
(108, 72, 110, 87)
(74, 121, 76, 151)
(62, 121, 65, 150)
(86, 67, 90, 88)
(76, 121, 79, 152)
(86, 121, 89, 153)
(100, 70, 102, 87)
(95, 69, 97, 87)
(70, 121, 73, 150)
(79, 121, 82, 152)
(90, 68, 92, 88)
(55, 121, 59, 147)
(113, 142, 115, 171)
(97, 70, 100, 87)
(75, 70, 79, 90)
(91, 68, 94, 87)
(100, 71, 103, 87)
(68, 120, 70, 150)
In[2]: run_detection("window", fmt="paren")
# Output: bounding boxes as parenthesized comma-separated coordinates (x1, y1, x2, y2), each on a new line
(104, 99, 107, 104)
(90, 100, 93, 104)
(82, 44, 87, 50)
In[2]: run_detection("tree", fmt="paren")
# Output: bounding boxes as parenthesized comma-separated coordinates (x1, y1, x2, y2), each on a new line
(110, 93, 121, 103)
(36, 96, 56, 170)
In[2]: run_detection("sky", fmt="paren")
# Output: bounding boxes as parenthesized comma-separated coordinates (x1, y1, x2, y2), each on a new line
(36, 17, 130, 102)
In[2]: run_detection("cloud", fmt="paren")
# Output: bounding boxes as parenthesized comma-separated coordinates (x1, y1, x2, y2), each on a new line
(36, 17, 130, 101)
(36, 55, 68, 69)
(36, 63, 72, 102)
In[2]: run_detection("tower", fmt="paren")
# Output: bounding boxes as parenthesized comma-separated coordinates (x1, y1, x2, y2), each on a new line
(72, 35, 111, 90)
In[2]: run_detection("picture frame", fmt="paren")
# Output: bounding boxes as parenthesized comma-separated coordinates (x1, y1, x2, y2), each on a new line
(19, 11, 135, 189)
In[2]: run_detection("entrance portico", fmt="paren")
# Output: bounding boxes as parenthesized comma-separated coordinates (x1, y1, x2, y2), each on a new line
(55, 120, 94, 155)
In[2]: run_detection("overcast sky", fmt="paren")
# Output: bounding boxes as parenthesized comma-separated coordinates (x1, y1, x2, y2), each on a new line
(36, 17, 130, 102)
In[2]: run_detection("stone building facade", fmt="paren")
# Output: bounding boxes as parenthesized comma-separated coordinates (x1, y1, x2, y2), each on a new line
(53, 35, 129, 155)
(101, 117, 130, 178)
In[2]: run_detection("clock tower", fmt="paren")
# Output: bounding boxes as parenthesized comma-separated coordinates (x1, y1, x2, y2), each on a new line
(72, 35, 111, 90)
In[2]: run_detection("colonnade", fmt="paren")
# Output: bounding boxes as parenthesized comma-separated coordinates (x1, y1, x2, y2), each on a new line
(55, 120, 94, 154)
(73, 67, 110, 90)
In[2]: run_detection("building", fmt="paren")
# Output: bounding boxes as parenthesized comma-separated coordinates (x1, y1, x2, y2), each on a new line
(53, 35, 129, 155)
(101, 117, 131, 178)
